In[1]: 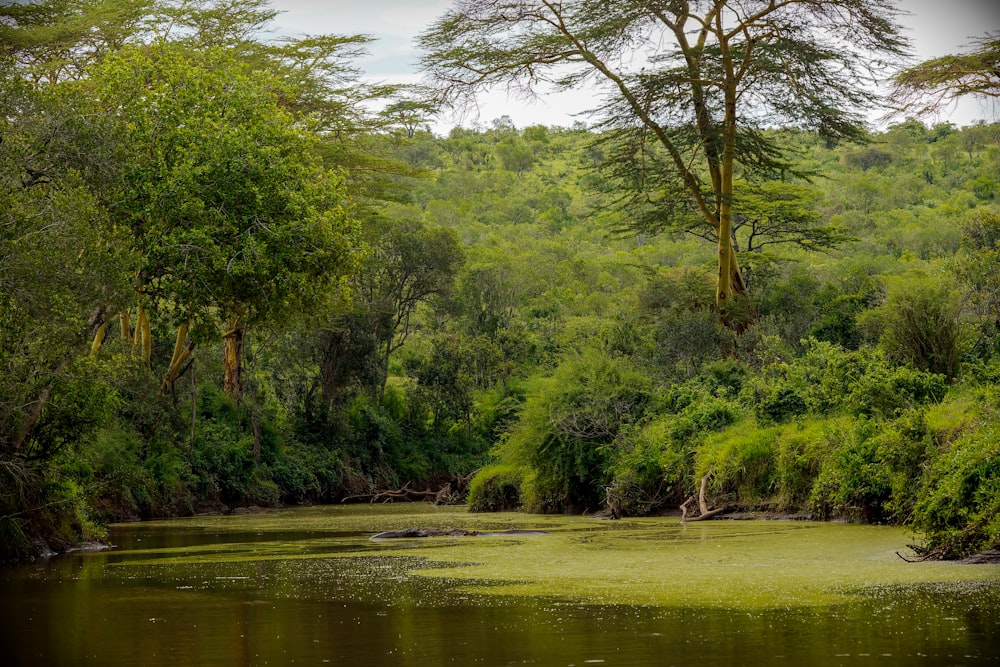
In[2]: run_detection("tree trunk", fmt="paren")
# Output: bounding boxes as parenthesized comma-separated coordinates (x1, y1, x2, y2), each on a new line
(714, 18, 749, 329)
(222, 319, 244, 403)
(119, 310, 133, 344)
(136, 307, 151, 369)
(90, 321, 108, 357)
(161, 321, 195, 395)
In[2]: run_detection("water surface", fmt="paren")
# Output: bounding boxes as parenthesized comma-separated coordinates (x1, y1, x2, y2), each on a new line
(2, 504, 998, 666)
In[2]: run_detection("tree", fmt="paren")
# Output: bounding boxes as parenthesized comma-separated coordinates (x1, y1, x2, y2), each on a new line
(87, 44, 359, 403)
(380, 98, 438, 138)
(889, 34, 1000, 119)
(0, 0, 152, 84)
(420, 0, 908, 323)
(335, 216, 464, 396)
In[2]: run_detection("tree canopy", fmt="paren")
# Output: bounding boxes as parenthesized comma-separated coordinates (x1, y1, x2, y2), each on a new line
(889, 34, 1000, 118)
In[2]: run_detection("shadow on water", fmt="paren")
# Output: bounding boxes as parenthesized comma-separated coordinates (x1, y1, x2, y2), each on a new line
(1, 505, 998, 667)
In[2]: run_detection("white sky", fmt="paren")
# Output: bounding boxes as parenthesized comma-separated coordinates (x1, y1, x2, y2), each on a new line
(268, 0, 1000, 134)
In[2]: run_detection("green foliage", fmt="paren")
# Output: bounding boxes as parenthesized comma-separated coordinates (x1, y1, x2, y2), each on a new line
(498, 349, 654, 512)
(810, 412, 932, 523)
(955, 209, 1000, 358)
(467, 464, 525, 512)
(698, 422, 781, 506)
(745, 339, 947, 421)
(190, 387, 280, 506)
(606, 417, 693, 516)
(912, 420, 1000, 558)
(639, 270, 733, 378)
(890, 36, 1000, 118)
(861, 272, 964, 380)
(88, 44, 358, 328)
(341, 391, 412, 487)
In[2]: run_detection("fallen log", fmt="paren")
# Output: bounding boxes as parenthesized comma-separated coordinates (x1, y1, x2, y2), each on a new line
(342, 480, 461, 505)
(371, 527, 549, 540)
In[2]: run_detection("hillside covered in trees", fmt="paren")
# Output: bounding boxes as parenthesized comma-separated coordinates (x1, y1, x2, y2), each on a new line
(2, 0, 999, 562)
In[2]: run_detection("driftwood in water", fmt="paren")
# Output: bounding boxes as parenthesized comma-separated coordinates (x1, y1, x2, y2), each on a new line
(342, 470, 481, 506)
(342, 481, 447, 504)
(680, 474, 726, 522)
(371, 527, 549, 540)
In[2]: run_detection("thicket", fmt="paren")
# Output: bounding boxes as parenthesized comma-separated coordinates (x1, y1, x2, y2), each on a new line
(2, 1, 999, 561)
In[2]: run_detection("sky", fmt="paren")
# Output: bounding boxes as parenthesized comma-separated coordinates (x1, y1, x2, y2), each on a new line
(267, 0, 1000, 134)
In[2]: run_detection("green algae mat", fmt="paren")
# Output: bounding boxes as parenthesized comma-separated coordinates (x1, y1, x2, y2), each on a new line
(119, 504, 1000, 609)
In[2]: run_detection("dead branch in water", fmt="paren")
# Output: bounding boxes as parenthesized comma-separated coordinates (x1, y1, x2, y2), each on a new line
(680, 473, 726, 522)
(341, 479, 466, 505)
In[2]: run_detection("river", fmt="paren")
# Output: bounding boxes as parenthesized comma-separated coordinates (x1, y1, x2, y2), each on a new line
(2, 504, 998, 666)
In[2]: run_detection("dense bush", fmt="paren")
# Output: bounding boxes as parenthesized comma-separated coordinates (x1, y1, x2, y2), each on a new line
(489, 348, 654, 512)
(809, 411, 932, 522)
(745, 339, 947, 421)
(467, 464, 525, 512)
(912, 417, 1000, 558)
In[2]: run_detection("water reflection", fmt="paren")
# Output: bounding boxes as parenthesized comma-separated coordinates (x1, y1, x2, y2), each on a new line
(1, 506, 998, 667)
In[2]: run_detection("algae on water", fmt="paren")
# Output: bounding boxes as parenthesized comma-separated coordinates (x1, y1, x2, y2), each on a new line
(116, 505, 1000, 609)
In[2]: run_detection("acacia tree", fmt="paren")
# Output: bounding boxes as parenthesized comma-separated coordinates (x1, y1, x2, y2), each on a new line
(420, 0, 908, 323)
(0, 0, 152, 84)
(889, 34, 1000, 119)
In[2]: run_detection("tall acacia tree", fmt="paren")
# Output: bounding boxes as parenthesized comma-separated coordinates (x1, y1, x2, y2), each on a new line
(420, 0, 909, 323)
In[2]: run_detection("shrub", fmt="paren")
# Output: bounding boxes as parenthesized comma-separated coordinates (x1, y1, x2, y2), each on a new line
(772, 418, 840, 510)
(467, 464, 525, 512)
(844, 361, 947, 417)
(911, 422, 1000, 558)
(698, 422, 780, 507)
(860, 272, 964, 380)
(746, 339, 947, 420)
(496, 348, 654, 513)
(810, 411, 931, 522)
(266, 443, 346, 504)
(606, 418, 694, 516)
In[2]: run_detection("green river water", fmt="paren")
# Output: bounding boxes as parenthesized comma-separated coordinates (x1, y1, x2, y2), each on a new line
(2, 504, 998, 666)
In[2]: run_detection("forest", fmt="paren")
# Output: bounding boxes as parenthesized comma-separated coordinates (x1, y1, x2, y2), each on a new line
(1, 0, 999, 563)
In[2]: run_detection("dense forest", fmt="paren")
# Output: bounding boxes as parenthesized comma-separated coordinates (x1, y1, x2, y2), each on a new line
(2, 0, 999, 563)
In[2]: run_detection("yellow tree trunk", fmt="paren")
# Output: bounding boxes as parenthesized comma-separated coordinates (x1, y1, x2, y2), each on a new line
(222, 319, 244, 403)
(161, 321, 195, 395)
(120, 310, 133, 344)
(137, 307, 151, 369)
(90, 321, 108, 357)
(714, 16, 747, 326)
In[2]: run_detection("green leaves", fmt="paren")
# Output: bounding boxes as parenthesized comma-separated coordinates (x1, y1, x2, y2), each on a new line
(890, 36, 1000, 119)
(90, 45, 357, 327)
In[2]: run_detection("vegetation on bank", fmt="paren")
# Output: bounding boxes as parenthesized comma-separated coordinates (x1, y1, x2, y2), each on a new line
(2, 0, 999, 562)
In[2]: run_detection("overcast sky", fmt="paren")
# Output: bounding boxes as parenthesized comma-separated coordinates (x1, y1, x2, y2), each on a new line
(268, 0, 1000, 133)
